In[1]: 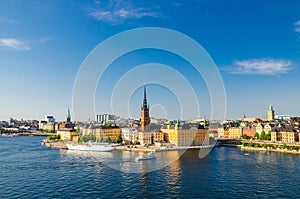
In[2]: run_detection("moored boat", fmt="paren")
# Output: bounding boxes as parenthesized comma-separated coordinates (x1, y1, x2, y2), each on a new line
(136, 152, 156, 161)
(66, 142, 115, 152)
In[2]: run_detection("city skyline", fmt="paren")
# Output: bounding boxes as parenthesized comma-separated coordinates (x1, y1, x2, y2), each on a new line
(1, 1, 300, 121)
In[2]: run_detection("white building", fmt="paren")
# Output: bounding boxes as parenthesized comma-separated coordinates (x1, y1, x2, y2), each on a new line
(96, 114, 116, 123)
(45, 116, 55, 123)
(121, 127, 139, 144)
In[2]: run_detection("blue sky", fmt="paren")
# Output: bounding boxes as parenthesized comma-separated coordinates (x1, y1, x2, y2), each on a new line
(1, 0, 300, 121)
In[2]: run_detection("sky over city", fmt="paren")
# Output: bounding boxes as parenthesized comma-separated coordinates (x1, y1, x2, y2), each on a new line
(1, 0, 300, 121)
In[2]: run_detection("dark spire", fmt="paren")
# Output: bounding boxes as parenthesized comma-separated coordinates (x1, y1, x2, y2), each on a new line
(67, 107, 71, 122)
(142, 86, 148, 109)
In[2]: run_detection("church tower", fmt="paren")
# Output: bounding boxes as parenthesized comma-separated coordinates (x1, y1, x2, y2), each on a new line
(67, 107, 71, 123)
(140, 86, 150, 132)
(267, 105, 275, 121)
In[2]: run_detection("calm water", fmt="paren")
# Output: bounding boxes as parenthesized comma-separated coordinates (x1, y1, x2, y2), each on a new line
(1, 136, 300, 198)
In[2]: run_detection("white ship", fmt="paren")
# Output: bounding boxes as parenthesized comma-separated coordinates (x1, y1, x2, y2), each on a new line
(66, 142, 115, 152)
(136, 152, 156, 161)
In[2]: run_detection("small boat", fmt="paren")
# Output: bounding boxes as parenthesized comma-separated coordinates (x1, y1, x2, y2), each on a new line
(244, 153, 250, 156)
(66, 141, 115, 152)
(136, 152, 156, 161)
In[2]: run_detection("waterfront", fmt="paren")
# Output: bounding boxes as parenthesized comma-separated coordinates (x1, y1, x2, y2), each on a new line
(1, 136, 300, 198)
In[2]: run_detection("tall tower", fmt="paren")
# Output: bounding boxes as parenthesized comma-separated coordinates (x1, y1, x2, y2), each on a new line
(267, 105, 275, 121)
(67, 107, 71, 123)
(140, 86, 150, 132)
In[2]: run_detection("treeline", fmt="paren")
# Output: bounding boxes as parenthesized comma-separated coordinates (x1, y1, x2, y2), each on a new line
(242, 131, 271, 140)
(242, 142, 299, 151)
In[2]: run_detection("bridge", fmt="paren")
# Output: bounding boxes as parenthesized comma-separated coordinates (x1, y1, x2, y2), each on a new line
(216, 138, 242, 146)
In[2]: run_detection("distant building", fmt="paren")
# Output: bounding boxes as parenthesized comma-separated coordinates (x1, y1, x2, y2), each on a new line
(268, 105, 275, 121)
(58, 108, 75, 129)
(271, 129, 296, 143)
(256, 123, 264, 134)
(275, 115, 290, 120)
(264, 123, 276, 133)
(242, 125, 256, 138)
(95, 125, 121, 142)
(57, 129, 78, 142)
(39, 119, 57, 132)
(138, 131, 152, 145)
(45, 116, 55, 123)
(228, 127, 242, 139)
(153, 131, 164, 143)
(121, 127, 139, 144)
(96, 114, 116, 123)
(161, 121, 208, 147)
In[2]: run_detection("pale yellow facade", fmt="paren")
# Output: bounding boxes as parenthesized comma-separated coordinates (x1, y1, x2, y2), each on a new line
(281, 131, 296, 143)
(95, 127, 121, 142)
(153, 131, 164, 142)
(57, 130, 78, 142)
(138, 131, 152, 145)
(228, 127, 242, 139)
(161, 128, 208, 147)
(271, 131, 296, 143)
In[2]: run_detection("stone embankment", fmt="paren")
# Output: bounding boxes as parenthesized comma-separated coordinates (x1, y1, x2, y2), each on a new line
(42, 139, 67, 149)
(241, 146, 300, 154)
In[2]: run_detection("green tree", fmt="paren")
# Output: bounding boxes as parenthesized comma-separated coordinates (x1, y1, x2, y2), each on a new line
(260, 131, 266, 140)
(242, 134, 249, 139)
(291, 146, 297, 151)
(254, 132, 259, 140)
(115, 134, 123, 144)
(248, 142, 254, 147)
(0, 129, 3, 134)
(45, 129, 54, 133)
(282, 144, 287, 149)
(76, 127, 80, 134)
(107, 137, 112, 143)
(266, 132, 271, 141)
(242, 142, 247, 147)
(47, 134, 60, 140)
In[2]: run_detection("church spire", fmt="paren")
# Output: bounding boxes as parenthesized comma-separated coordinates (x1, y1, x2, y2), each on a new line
(67, 107, 71, 123)
(142, 86, 148, 110)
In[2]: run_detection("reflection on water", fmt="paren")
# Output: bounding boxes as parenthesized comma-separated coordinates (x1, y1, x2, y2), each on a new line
(2, 137, 300, 198)
(61, 149, 187, 173)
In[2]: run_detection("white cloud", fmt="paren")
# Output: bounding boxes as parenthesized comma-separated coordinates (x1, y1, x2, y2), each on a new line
(227, 58, 292, 75)
(294, 20, 300, 33)
(0, 38, 31, 51)
(0, 17, 17, 24)
(89, 0, 160, 24)
(39, 37, 53, 43)
(173, 2, 183, 7)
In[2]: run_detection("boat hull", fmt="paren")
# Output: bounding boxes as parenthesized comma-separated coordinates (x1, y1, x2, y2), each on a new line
(66, 143, 115, 152)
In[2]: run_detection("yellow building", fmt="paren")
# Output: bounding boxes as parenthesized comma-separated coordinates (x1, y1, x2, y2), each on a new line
(281, 131, 296, 143)
(95, 126, 121, 142)
(271, 130, 296, 143)
(161, 127, 208, 147)
(228, 127, 242, 139)
(271, 131, 279, 142)
(57, 129, 78, 142)
(138, 131, 152, 146)
(153, 131, 164, 142)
